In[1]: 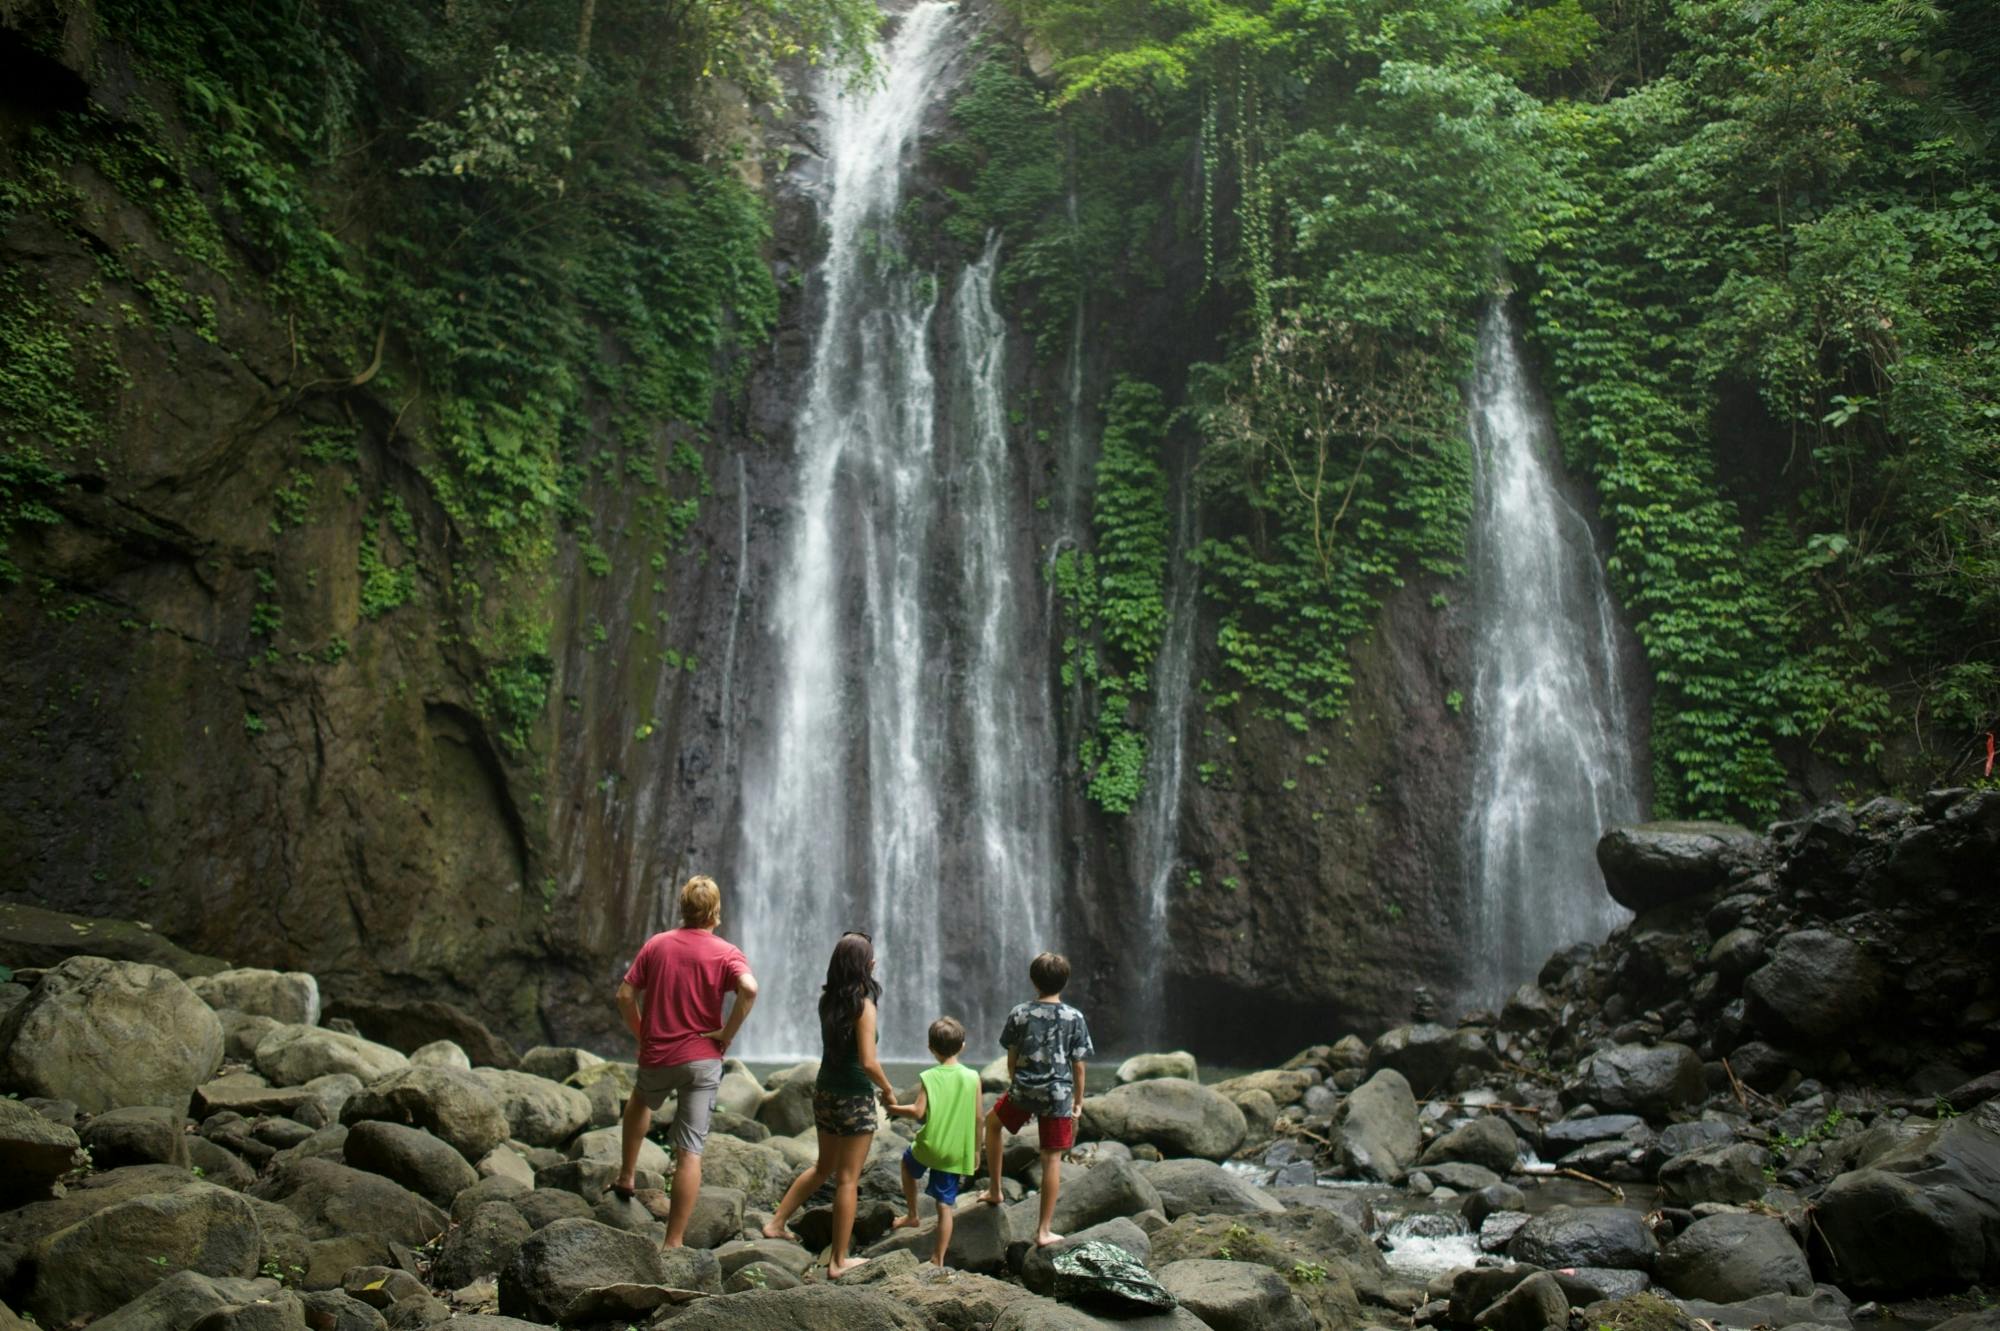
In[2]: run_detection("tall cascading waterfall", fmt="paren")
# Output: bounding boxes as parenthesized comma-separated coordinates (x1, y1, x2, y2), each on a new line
(734, 4, 1057, 1058)
(1463, 302, 1639, 1002)
(1127, 468, 1199, 1039)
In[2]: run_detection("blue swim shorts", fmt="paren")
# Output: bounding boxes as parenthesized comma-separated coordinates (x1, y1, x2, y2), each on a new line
(901, 1147, 965, 1205)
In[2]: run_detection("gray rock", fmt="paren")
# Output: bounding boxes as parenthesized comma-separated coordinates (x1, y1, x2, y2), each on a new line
(1367, 1023, 1498, 1094)
(1656, 1213, 1811, 1302)
(250, 1157, 448, 1248)
(1556, 1268, 1651, 1303)
(296, 1290, 389, 1331)
(753, 1061, 821, 1137)
(188, 1136, 257, 1190)
(1447, 1266, 1536, 1326)
(1157, 1258, 1314, 1331)
(1658, 1142, 1772, 1206)
(89, 1272, 285, 1331)
(1118, 1052, 1200, 1084)
(1080, 1078, 1247, 1160)
(433, 1200, 533, 1288)
(1543, 1113, 1647, 1149)
(666, 1284, 939, 1330)
(1420, 1116, 1520, 1173)
(700, 1132, 796, 1209)
(1813, 1100, 2000, 1294)
(1143, 1158, 1285, 1219)
(255, 1025, 407, 1087)
(1019, 1218, 1153, 1296)
(217, 1012, 283, 1063)
(1336, 1069, 1421, 1180)
(1, 956, 224, 1114)
(870, 1264, 1036, 1325)
(685, 1184, 746, 1249)
(25, 1181, 262, 1325)
(0, 1094, 85, 1201)
(1149, 1207, 1389, 1304)
(725, 1261, 804, 1293)
(864, 1194, 1015, 1273)
(497, 1216, 670, 1323)
(513, 1187, 594, 1230)
(81, 1104, 191, 1169)
(322, 998, 517, 1071)
(1475, 1269, 1568, 1331)
(1707, 929, 1766, 982)
(342, 1120, 478, 1207)
(189, 970, 321, 1027)
(517, 1046, 602, 1082)
(1423, 1161, 1503, 1191)
(1461, 1183, 1526, 1228)
(1501, 984, 1559, 1032)
(1647, 1119, 1737, 1170)
(1744, 932, 1884, 1042)
(408, 1040, 470, 1070)
(340, 1064, 509, 1163)
(1566, 1043, 1705, 1115)
(1597, 821, 1761, 911)
(1046, 1160, 1163, 1234)
(1508, 1205, 1659, 1272)
(1679, 1288, 1854, 1330)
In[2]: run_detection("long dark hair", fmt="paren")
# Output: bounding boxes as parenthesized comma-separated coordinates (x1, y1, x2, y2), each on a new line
(818, 931, 881, 1051)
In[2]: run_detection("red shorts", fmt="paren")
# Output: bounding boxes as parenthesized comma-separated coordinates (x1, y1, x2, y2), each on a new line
(992, 1094, 1076, 1151)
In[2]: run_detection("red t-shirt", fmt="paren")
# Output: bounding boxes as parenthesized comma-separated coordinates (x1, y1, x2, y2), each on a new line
(622, 928, 750, 1068)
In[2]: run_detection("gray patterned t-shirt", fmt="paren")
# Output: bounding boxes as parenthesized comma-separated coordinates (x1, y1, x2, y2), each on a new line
(999, 1000, 1095, 1117)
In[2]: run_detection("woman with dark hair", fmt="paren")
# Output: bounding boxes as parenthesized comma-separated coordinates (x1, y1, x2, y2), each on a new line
(760, 931, 899, 1275)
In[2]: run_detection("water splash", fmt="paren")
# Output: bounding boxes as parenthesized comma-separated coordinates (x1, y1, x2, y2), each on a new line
(1463, 302, 1638, 1002)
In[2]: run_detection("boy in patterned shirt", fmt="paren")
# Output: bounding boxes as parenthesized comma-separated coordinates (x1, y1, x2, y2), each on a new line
(979, 951, 1095, 1246)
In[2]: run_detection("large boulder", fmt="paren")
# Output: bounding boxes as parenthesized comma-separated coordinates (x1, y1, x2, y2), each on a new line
(1565, 1043, 1705, 1115)
(432, 1200, 533, 1289)
(323, 998, 517, 1071)
(88, 1272, 285, 1331)
(189, 970, 321, 1027)
(1678, 1289, 1856, 1331)
(1118, 1052, 1199, 1084)
(1367, 1024, 1497, 1094)
(340, 1064, 509, 1162)
(1420, 1116, 1520, 1174)
(993, 1301, 1208, 1331)
(1080, 1079, 1245, 1160)
(1017, 1218, 1151, 1295)
(1157, 1258, 1313, 1331)
(0, 956, 224, 1113)
(754, 1062, 821, 1137)
(1656, 1213, 1811, 1302)
(1743, 931, 1885, 1042)
(1142, 1158, 1285, 1219)
(24, 1181, 262, 1325)
(343, 1120, 478, 1207)
(0, 903, 228, 975)
(1047, 1160, 1163, 1234)
(471, 1068, 591, 1149)
(665, 1284, 938, 1330)
(865, 1195, 1015, 1274)
(251, 1157, 447, 1248)
(254, 1025, 407, 1087)
(699, 1134, 795, 1209)
(1335, 1069, 1421, 1180)
(81, 1104, 191, 1169)
(1475, 1270, 1569, 1331)
(1508, 1205, 1659, 1272)
(0, 1094, 85, 1201)
(1810, 1100, 2000, 1294)
(1150, 1209, 1382, 1319)
(497, 1217, 672, 1323)
(1658, 1142, 1772, 1206)
(873, 1264, 1039, 1327)
(1597, 821, 1761, 911)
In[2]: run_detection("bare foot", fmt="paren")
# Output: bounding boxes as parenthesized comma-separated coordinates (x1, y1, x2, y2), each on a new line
(760, 1222, 801, 1242)
(979, 1191, 1005, 1207)
(827, 1256, 871, 1279)
(1035, 1230, 1064, 1247)
(891, 1215, 924, 1231)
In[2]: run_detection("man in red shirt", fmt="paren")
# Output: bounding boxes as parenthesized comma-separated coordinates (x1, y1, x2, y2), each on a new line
(613, 874, 759, 1247)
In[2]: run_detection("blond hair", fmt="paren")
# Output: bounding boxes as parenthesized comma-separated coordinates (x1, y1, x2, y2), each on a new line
(678, 875, 722, 929)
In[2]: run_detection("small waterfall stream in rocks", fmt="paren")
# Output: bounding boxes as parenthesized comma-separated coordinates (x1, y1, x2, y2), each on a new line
(1461, 302, 1640, 1003)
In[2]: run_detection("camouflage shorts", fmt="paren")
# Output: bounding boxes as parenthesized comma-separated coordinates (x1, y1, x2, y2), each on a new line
(811, 1088, 878, 1137)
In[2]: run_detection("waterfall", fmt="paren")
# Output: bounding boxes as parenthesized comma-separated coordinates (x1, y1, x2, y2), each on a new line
(734, 5, 1056, 1058)
(1127, 465, 1198, 1039)
(1463, 303, 1638, 1003)
(716, 451, 749, 791)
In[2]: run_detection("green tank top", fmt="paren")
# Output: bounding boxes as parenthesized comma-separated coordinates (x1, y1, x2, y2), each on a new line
(911, 1062, 981, 1176)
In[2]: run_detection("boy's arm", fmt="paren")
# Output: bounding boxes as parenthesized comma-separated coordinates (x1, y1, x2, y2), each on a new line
(1071, 1059, 1087, 1114)
(888, 1087, 927, 1120)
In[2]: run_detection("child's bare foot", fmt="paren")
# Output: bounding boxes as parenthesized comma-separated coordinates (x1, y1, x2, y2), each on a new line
(891, 1215, 924, 1231)
(759, 1221, 801, 1242)
(1035, 1230, 1064, 1247)
(828, 1255, 871, 1279)
(979, 1191, 1005, 1207)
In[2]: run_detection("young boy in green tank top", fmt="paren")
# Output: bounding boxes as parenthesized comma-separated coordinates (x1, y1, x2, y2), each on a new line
(887, 1016, 982, 1267)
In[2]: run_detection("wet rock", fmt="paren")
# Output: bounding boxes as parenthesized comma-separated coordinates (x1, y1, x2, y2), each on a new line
(1367, 1024, 1498, 1095)
(1813, 1101, 2000, 1293)
(1678, 1288, 1854, 1330)
(1566, 1043, 1705, 1115)
(1461, 1183, 1526, 1228)
(1597, 822, 1762, 911)
(1475, 1269, 1568, 1331)
(497, 1216, 671, 1323)
(255, 1026, 407, 1087)
(1142, 1158, 1285, 1219)
(340, 1065, 508, 1163)
(190, 970, 321, 1027)
(1420, 1115, 1519, 1173)
(1501, 984, 1559, 1032)
(1118, 1052, 1199, 1084)
(1080, 1078, 1246, 1160)
(1645, 1119, 1737, 1172)
(1424, 1161, 1504, 1191)
(1744, 932, 1884, 1042)
(1655, 1213, 1811, 1302)
(1706, 929, 1766, 983)
(1157, 1258, 1314, 1331)
(2, 956, 224, 1113)
(1508, 1205, 1659, 1272)
(81, 1104, 191, 1169)
(1335, 1069, 1421, 1180)
(1543, 1113, 1646, 1150)
(342, 1120, 477, 1207)
(1658, 1142, 1771, 1206)
(1556, 1268, 1651, 1303)
(0, 1095, 85, 1202)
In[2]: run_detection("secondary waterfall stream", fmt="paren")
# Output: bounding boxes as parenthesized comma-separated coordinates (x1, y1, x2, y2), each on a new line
(734, 4, 1055, 1058)
(1463, 303, 1639, 1002)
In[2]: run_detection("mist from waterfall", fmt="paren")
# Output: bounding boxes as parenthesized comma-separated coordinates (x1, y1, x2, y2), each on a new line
(1463, 303, 1638, 1002)
(733, 5, 1056, 1058)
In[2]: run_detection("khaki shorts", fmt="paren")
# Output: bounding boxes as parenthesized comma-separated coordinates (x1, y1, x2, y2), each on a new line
(634, 1059, 722, 1156)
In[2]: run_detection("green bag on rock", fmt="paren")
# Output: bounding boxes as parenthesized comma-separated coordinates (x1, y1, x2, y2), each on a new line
(1052, 1240, 1177, 1313)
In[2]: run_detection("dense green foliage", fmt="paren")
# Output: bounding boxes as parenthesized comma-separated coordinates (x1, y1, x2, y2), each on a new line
(987, 0, 1999, 815)
(1, 0, 875, 748)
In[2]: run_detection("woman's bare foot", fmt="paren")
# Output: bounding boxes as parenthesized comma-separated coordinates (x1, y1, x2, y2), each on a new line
(890, 1215, 924, 1231)
(759, 1221, 801, 1242)
(827, 1255, 871, 1279)
(979, 1190, 1005, 1207)
(1035, 1230, 1064, 1247)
